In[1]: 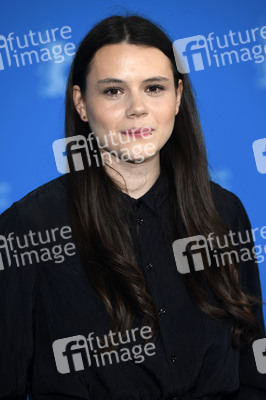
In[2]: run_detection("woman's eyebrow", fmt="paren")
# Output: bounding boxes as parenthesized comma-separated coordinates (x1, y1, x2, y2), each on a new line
(143, 77, 170, 83)
(97, 76, 170, 85)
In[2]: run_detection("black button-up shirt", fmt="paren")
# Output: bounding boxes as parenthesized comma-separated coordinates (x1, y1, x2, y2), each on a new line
(0, 170, 265, 399)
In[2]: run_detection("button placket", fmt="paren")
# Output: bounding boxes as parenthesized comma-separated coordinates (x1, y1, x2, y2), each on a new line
(132, 195, 179, 392)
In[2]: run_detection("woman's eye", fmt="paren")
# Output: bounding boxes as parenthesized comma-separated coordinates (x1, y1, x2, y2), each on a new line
(103, 85, 164, 98)
(146, 85, 165, 94)
(103, 87, 123, 97)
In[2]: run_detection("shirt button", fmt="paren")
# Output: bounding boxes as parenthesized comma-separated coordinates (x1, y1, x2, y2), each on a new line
(145, 262, 153, 271)
(136, 217, 144, 225)
(169, 354, 177, 362)
(158, 308, 166, 317)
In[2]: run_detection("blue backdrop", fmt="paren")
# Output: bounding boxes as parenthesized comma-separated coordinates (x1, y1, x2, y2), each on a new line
(1, 0, 265, 323)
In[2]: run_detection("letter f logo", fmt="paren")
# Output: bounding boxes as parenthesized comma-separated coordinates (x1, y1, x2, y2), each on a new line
(52, 135, 92, 174)
(0, 35, 11, 71)
(173, 35, 211, 74)
(52, 335, 91, 374)
(172, 235, 211, 274)
(0, 235, 11, 270)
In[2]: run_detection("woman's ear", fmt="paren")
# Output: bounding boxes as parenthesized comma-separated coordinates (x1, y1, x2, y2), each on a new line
(175, 79, 183, 115)
(73, 85, 88, 122)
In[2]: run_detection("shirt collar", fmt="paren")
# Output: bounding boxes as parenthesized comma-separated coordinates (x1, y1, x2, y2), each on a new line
(121, 169, 170, 215)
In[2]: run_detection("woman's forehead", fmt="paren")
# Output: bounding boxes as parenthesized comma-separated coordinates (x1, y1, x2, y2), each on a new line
(88, 43, 173, 81)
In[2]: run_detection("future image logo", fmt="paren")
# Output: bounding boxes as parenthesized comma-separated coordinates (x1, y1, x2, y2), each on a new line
(53, 326, 156, 374)
(53, 130, 156, 173)
(172, 226, 266, 274)
(0, 225, 76, 270)
(173, 25, 266, 73)
(0, 26, 76, 71)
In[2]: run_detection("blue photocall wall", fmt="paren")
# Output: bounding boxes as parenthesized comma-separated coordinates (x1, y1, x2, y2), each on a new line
(1, 0, 266, 324)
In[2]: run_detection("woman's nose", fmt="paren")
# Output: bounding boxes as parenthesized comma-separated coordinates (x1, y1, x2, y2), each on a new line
(125, 93, 148, 118)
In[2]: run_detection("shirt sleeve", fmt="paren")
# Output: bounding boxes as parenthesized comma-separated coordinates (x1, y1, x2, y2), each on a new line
(227, 194, 266, 399)
(0, 203, 36, 399)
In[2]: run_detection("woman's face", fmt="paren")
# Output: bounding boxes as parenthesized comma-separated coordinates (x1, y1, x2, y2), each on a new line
(73, 43, 182, 164)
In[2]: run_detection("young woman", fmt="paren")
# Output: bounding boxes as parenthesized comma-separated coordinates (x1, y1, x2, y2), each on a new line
(0, 14, 265, 400)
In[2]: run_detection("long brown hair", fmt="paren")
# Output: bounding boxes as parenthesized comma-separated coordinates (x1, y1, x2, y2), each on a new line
(65, 14, 260, 347)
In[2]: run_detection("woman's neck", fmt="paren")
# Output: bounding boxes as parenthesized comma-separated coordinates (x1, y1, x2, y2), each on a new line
(103, 152, 161, 199)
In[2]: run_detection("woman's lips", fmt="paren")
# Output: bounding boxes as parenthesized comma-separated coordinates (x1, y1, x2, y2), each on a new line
(120, 127, 154, 138)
